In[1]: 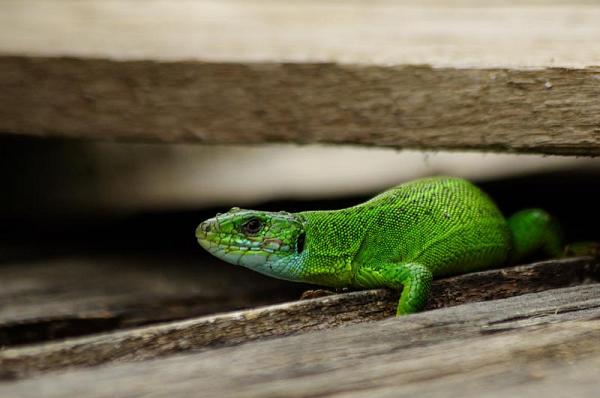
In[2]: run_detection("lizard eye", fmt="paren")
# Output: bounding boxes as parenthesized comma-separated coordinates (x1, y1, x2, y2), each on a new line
(242, 218, 262, 235)
(296, 232, 305, 253)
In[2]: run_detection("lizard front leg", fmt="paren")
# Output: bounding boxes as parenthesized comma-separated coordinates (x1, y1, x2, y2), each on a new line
(359, 262, 433, 316)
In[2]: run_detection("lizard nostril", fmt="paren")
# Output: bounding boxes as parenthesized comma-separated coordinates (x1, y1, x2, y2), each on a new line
(196, 221, 212, 238)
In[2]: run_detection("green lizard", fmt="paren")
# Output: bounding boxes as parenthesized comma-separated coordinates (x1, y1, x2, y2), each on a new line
(196, 177, 564, 315)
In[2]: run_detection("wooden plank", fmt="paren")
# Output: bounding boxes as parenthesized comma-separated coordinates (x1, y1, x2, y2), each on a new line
(2, 284, 600, 397)
(0, 257, 597, 378)
(1, 57, 600, 155)
(2, 1, 600, 154)
(0, 254, 307, 346)
(2, 0, 600, 67)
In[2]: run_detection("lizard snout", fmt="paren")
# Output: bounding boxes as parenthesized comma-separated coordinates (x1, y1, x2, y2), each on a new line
(196, 219, 216, 240)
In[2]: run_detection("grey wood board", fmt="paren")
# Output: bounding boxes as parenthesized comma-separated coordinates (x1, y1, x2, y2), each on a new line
(0, 257, 597, 378)
(2, 284, 600, 397)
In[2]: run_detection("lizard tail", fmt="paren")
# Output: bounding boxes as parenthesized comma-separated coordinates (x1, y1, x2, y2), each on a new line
(507, 208, 564, 264)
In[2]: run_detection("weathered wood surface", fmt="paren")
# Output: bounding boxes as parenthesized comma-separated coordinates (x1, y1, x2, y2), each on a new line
(1, 57, 600, 155)
(0, 255, 306, 346)
(1, 257, 597, 378)
(2, 284, 600, 397)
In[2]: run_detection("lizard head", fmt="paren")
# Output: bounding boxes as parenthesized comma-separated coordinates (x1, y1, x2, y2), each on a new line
(196, 207, 306, 281)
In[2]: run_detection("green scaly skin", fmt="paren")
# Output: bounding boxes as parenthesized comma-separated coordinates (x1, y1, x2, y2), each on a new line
(196, 177, 564, 315)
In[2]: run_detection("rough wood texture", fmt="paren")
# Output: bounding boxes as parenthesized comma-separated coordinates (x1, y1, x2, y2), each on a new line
(1, 56, 600, 155)
(0, 255, 307, 346)
(3, 284, 600, 397)
(1, 257, 597, 378)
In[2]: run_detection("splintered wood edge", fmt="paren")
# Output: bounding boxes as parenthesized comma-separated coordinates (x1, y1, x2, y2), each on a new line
(1, 57, 600, 156)
(0, 256, 597, 379)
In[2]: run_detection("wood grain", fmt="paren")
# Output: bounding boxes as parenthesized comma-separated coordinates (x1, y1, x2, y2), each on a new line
(2, 284, 600, 397)
(0, 257, 597, 378)
(1, 57, 600, 155)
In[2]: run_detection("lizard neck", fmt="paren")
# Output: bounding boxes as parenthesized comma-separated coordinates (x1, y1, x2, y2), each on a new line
(295, 209, 369, 287)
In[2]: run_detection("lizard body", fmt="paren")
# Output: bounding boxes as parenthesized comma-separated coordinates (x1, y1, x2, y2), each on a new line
(196, 177, 563, 315)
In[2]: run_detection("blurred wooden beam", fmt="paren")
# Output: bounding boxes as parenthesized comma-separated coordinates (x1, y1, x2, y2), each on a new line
(2, 0, 600, 67)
